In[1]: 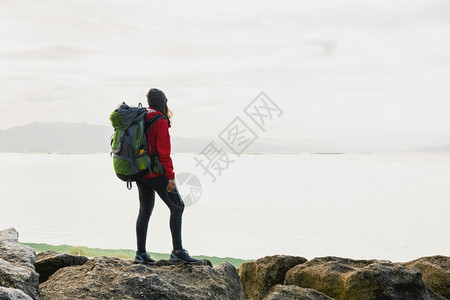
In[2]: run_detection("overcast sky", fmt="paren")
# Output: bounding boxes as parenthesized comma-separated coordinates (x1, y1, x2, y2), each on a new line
(1, 0, 449, 151)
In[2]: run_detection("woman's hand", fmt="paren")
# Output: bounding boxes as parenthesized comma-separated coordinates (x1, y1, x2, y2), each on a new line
(167, 179, 176, 192)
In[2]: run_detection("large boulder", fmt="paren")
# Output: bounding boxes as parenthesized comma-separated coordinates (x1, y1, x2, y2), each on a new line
(285, 256, 445, 300)
(238, 255, 307, 300)
(262, 285, 332, 300)
(0, 228, 39, 299)
(35, 251, 89, 283)
(402, 255, 450, 299)
(0, 228, 36, 270)
(40, 256, 245, 300)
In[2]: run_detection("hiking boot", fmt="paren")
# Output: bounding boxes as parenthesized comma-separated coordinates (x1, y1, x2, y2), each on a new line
(170, 249, 199, 264)
(134, 251, 156, 265)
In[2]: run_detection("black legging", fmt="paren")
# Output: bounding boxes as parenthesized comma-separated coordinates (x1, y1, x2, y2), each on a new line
(135, 176, 185, 253)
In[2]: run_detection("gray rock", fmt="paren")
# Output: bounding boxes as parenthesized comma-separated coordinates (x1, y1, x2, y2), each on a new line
(0, 228, 35, 270)
(0, 259, 39, 299)
(35, 251, 89, 283)
(0, 228, 39, 299)
(0, 287, 34, 300)
(402, 255, 450, 299)
(0, 228, 20, 242)
(262, 285, 333, 300)
(285, 256, 446, 300)
(238, 255, 307, 300)
(40, 256, 245, 300)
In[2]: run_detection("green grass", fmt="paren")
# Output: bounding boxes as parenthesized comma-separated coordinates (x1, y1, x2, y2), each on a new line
(22, 243, 253, 268)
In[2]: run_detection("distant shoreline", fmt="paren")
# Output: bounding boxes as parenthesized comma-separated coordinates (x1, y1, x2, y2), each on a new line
(22, 242, 253, 268)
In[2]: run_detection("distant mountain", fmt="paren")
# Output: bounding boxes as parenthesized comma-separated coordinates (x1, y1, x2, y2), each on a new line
(0, 122, 334, 154)
(12, 122, 449, 153)
(247, 138, 332, 153)
(416, 143, 450, 152)
(173, 136, 331, 153)
(172, 136, 212, 153)
(0, 122, 112, 153)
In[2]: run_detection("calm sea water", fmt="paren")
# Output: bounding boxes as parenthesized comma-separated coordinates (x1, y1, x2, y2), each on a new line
(0, 152, 449, 262)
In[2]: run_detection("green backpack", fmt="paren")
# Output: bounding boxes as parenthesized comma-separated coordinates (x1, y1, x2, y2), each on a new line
(110, 102, 166, 189)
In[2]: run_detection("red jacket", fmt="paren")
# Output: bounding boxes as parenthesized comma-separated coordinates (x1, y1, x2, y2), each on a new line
(142, 107, 175, 180)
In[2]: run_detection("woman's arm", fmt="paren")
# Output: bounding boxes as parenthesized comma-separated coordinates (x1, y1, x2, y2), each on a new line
(154, 118, 175, 181)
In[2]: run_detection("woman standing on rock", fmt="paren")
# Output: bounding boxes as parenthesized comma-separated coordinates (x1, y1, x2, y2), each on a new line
(134, 88, 198, 265)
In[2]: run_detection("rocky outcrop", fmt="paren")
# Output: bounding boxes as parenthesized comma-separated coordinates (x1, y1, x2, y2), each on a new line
(262, 285, 332, 300)
(40, 256, 245, 300)
(0, 287, 33, 300)
(402, 256, 450, 299)
(35, 251, 89, 283)
(1, 228, 245, 299)
(0, 228, 39, 299)
(238, 255, 307, 300)
(2, 227, 449, 300)
(284, 256, 446, 300)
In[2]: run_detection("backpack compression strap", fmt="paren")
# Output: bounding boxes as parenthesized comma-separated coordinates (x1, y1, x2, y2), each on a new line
(144, 114, 168, 134)
(143, 114, 168, 178)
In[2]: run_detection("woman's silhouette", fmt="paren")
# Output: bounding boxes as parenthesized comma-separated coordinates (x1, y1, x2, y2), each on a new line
(134, 88, 198, 264)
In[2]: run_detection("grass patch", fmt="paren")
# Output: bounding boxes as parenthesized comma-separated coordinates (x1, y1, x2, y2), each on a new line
(22, 243, 253, 268)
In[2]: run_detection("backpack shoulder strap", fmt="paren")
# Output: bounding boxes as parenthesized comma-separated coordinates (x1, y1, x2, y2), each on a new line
(144, 114, 168, 134)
